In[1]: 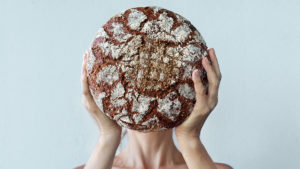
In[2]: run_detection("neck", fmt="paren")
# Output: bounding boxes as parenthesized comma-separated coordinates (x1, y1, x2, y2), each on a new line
(118, 129, 184, 168)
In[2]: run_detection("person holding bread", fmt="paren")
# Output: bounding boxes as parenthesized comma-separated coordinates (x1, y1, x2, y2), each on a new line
(75, 48, 232, 169)
(75, 6, 232, 169)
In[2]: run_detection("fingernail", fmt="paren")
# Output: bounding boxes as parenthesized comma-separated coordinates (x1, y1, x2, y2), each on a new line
(192, 69, 198, 79)
(193, 69, 202, 77)
(193, 69, 197, 75)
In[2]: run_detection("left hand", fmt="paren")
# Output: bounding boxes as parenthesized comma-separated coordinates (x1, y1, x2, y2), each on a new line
(175, 48, 222, 139)
(81, 50, 122, 139)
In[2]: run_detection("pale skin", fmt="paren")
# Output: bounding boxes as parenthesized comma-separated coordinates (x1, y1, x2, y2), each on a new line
(76, 48, 233, 169)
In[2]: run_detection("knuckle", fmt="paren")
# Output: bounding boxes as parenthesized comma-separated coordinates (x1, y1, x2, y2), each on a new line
(208, 104, 215, 111)
(200, 88, 206, 95)
(208, 97, 218, 109)
(210, 81, 219, 88)
(197, 87, 206, 95)
(208, 99, 218, 109)
(214, 98, 219, 106)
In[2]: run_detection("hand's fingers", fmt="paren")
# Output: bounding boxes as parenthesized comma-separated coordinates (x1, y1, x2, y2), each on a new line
(81, 50, 88, 75)
(202, 57, 220, 99)
(208, 48, 222, 80)
(81, 51, 93, 100)
(192, 69, 207, 101)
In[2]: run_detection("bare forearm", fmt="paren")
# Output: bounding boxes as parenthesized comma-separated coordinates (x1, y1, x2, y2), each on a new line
(178, 137, 217, 169)
(84, 136, 120, 169)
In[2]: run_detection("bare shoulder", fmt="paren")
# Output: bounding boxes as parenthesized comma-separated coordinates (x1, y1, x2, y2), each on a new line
(72, 164, 123, 169)
(160, 162, 232, 169)
(72, 164, 121, 169)
(72, 156, 125, 169)
(73, 161, 233, 169)
(170, 162, 233, 169)
(73, 164, 84, 169)
(74, 161, 233, 169)
(215, 162, 234, 169)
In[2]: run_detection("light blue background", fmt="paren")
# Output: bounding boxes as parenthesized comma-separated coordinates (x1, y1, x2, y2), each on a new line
(1, 0, 300, 168)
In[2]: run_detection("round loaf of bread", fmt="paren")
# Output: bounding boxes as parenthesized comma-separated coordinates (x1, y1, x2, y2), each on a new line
(86, 6, 210, 132)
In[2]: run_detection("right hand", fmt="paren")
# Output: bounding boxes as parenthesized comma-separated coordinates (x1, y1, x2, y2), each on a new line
(81, 50, 122, 140)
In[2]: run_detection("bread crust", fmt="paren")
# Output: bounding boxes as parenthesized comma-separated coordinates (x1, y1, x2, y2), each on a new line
(86, 6, 210, 132)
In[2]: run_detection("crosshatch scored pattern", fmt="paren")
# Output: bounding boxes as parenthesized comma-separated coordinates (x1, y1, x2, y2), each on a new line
(86, 6, 210, 132)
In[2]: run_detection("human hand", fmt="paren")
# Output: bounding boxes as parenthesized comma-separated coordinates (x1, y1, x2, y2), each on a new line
(81, 50, 122, 140)
(175, 48, 222, 140)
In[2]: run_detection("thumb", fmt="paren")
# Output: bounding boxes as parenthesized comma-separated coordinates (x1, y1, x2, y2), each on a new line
(192, 69, 207, 101)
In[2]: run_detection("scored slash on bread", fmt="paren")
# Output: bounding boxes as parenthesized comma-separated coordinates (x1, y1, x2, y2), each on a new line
(86, 6, 209, 132)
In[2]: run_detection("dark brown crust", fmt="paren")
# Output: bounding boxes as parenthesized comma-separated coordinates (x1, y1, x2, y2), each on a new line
(87, 6, 210, 132)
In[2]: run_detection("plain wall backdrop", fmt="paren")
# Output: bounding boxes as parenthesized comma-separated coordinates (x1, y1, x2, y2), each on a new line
(1, 0, 300, 168)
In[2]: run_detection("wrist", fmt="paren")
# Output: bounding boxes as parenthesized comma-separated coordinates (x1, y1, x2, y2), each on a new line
(177, 136, 202, 151)
(92, 135, 120, 160)
(99, 125, 122, 139)
(99, 132, 121, 146)
(175, 127, 201, 140)
(176, 133, 200, 143)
